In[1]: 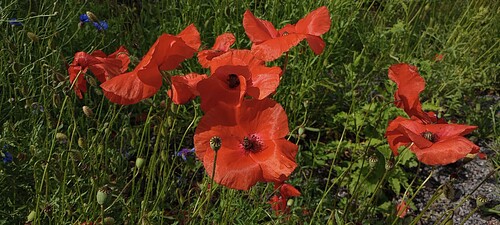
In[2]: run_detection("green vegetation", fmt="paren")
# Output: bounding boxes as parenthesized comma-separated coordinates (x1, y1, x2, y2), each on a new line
(1, 0, 498, 224)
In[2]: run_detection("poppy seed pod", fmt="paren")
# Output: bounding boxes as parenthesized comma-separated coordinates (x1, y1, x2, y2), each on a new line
(135, 157, 145, 169)
(369, 155, 379, 168)
(385, 159, 394, 170)
(86, 11, 99, 23)
(97, 186, 111, 205)
(82, 106, 93, 118)
(210, 136, 222, 151)
(476, 195, 487, 207)
(27, 32, 39, 42)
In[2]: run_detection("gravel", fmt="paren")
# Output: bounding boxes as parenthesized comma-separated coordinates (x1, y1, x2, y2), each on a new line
(413, 146, 499, 225)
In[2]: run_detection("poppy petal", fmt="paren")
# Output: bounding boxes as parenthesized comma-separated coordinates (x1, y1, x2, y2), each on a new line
(107, 46, 130, 73)
(213, 33, 236, 51)
(279, 183, 301, 198)
(197, 74, 247, 113)
(249, 139, 298, 182)
(295, 6, 331, 36)
(239, 98, 290, 139)
(388, 63, 429, 122)
(251, 33, 307, 61)
(306, 35, 326, 55)
(176, 23, 201, 50)
(100, 69, 160, 105)
(167, 73, 207, 104)
(385, 116, 413, 155)
(246, 65, 281, 99)
(243, 10, 278, 44)
(412, 136, 480, 165)
(425, 124, 477, 139)
(68, 66, 87, 99)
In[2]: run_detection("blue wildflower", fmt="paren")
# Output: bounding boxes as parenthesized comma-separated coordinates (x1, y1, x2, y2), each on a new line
(8, 18, 23, 26)
(176, 148, 195, 161)
(79, 14, 108, 31)
(92, 21, 108, 31)
(2, 152, 13, 164)
(79, 14, 90, 23)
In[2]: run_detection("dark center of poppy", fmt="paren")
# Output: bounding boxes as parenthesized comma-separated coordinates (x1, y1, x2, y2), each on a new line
(421, 131, 437, 143)
(282, 31, 289, 36)
(240, 134, 263, 153)
(227, 74, 240, 89)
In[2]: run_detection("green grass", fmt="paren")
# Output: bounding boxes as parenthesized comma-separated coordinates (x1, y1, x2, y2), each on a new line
(1, 0, 499, 224)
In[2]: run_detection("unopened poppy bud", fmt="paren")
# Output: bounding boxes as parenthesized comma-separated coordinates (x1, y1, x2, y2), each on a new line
(27, 32, 39, 42)
(369, 155, 378, 168)
(97, 186, 111, 205)
(103, 216, 115, 225)
(86, 11, 99, 23)
(78, 137, 86, 149)
(476, 195, 487, 207)
(298, 127, 305, 136)
(56, 133, 68, 142)
(135, 157, 145, 169)
(98, 144, 104, 153)
(27, 210, 36, 222)
(443, 182, 456, 200)
(210, 136, 222, 151)
(287, 199, 294, 207)
(82, 106, 93, 118)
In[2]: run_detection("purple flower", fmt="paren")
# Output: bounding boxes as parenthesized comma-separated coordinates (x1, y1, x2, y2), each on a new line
(2, 152, 13, 164)
(8, 18, 23, 26)
(176, 148, 195, 161)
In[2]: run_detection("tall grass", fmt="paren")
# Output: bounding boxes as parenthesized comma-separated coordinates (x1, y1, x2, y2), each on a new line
(1, 0, 498, 224)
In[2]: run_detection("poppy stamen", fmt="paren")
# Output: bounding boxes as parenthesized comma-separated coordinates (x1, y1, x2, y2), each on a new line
(421, 131, 437, 143)
(282, 31, 289, 36)
(227, 74, 240, 88)
(240, 134, 263, 153)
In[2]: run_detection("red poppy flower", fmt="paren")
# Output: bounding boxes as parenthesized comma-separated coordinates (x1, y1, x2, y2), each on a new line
(269, 182, 300, 215)
(101, 24, 200, 105)
(194, 98, 298, 190)
(68, 46, 130, 99)
(167, 72, 207, 104)
(385, 116, 480, 165)
(243, 6, 330, 61)
(388, 63, 434, 123)
(269, 195, 288, 214)
(198, 33, 236, 68)
(274, 182, 301, 199)
(198, 50, 281, 112)
(396, 200, 409, 218)
(434, 53, 444, 62)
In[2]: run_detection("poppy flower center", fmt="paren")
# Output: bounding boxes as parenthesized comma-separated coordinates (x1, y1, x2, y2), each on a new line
(240, 134, 263, 153)
(227, 74, 240, 88)
(282, 31, 289, 36)
(421, 131, 438, 143)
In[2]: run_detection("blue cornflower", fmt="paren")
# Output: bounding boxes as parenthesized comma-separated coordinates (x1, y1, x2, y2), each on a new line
(79, 14, 90, 23)
(92, 21, 108, 31)
(8, 18, 23, 26)
(176, 148, 195, 161)
(79, 14, 108, 31)
(2, 152, 13, 164)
